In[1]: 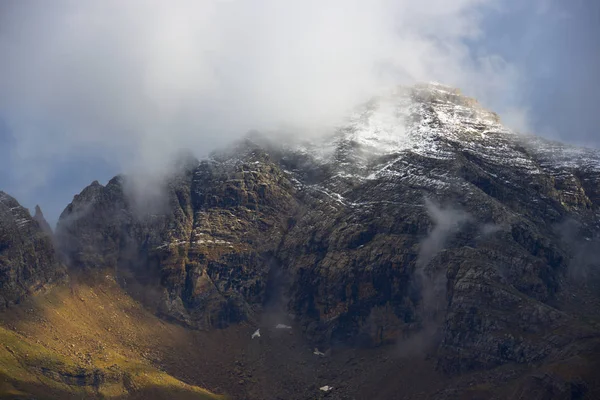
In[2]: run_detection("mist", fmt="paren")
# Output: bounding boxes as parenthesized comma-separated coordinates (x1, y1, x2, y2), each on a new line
(555, 218, 600, 281)
(416, 198, 471, 320)
(397, 198, 471, 356)
(417, 199, 472, 270)
(0, 0, 530, 223)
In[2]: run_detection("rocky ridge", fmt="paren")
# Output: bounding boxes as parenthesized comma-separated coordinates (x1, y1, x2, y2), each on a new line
(0, 192, 65, 308)
(48, 83, 600, 397)
(33, 204, 54, 236)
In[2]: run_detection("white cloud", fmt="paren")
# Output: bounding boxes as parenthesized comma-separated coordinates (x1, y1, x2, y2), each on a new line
(0, 0, 524, 192)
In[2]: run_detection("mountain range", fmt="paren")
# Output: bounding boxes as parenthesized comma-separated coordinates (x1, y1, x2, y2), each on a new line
(1, 83, 600, 399)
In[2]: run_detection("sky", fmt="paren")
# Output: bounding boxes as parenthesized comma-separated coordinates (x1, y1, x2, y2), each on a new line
(0, 0, 598, 226)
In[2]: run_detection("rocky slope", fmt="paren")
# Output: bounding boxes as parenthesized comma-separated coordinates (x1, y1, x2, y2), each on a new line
(0, 192, 64, 308)
(53, 82, 600, 398)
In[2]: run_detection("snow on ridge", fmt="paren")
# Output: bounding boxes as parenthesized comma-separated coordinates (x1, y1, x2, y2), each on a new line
(282, 83, 600, 192)
(15, 218, 30, 228)
(342, 93, 413, 156)
(0, 197, 33, 232)
(278, 83, 600, 216)
(521, 136, 600, 172)
(284, 83, 520, 188)
(334, 83, 511, 160)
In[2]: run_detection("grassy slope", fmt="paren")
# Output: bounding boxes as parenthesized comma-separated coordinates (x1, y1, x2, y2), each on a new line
(2, 270, 599, 400)
(0, 273, 223, 400)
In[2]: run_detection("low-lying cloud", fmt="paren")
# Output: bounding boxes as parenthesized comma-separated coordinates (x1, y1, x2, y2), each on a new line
(0, 0, 527, 218)
(416, 198, 471, 319)
(398, 198, 471, 356)
(555, 218, 600, 281)
(417, 198, 472, 270)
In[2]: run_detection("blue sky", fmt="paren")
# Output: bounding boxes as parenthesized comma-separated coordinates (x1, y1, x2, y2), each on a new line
(0, 0, 598, 226)
(479, 0, 600, 146)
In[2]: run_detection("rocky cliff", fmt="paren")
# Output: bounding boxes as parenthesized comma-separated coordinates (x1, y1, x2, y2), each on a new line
(55, 83, 600, 388)
(0, 192, 65, 308)
(33, 204, 54, 236)
(55, 149, 297, 329)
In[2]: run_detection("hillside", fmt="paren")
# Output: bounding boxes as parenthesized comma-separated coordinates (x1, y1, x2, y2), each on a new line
(0, 271, 223, 399)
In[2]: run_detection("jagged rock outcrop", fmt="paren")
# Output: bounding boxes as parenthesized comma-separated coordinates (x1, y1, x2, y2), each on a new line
(55, 83, 600, 378)
(0, 192, 65, 308)
(33, 204, 53, 236)
(56, 148, 296, 328)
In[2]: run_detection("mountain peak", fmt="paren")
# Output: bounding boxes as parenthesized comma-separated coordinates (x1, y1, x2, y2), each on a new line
(283, 82, 509, 178)
(34, 204, 53, 235)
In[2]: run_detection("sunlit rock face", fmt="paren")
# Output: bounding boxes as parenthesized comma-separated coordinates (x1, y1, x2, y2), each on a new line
(56, 83, 600, 374)
(0, 192, 65, 308)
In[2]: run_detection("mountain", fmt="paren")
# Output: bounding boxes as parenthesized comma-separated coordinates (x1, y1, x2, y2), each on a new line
(3, 83, 600, 399)
(33, 205, 54, 236)
(0, 196, 222, 399)
(0, 192, 65, 308)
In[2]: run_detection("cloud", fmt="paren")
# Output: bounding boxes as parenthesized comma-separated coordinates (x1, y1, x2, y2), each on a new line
(417, 198, 472, 270)
(416, 198, 471, 314)
(397, 198, 471, 356)
(0, 0, 525, 198)
(555, 218, 600, 280)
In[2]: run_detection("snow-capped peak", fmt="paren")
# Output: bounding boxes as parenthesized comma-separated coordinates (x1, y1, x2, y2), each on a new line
(291, 82, 509, 166)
